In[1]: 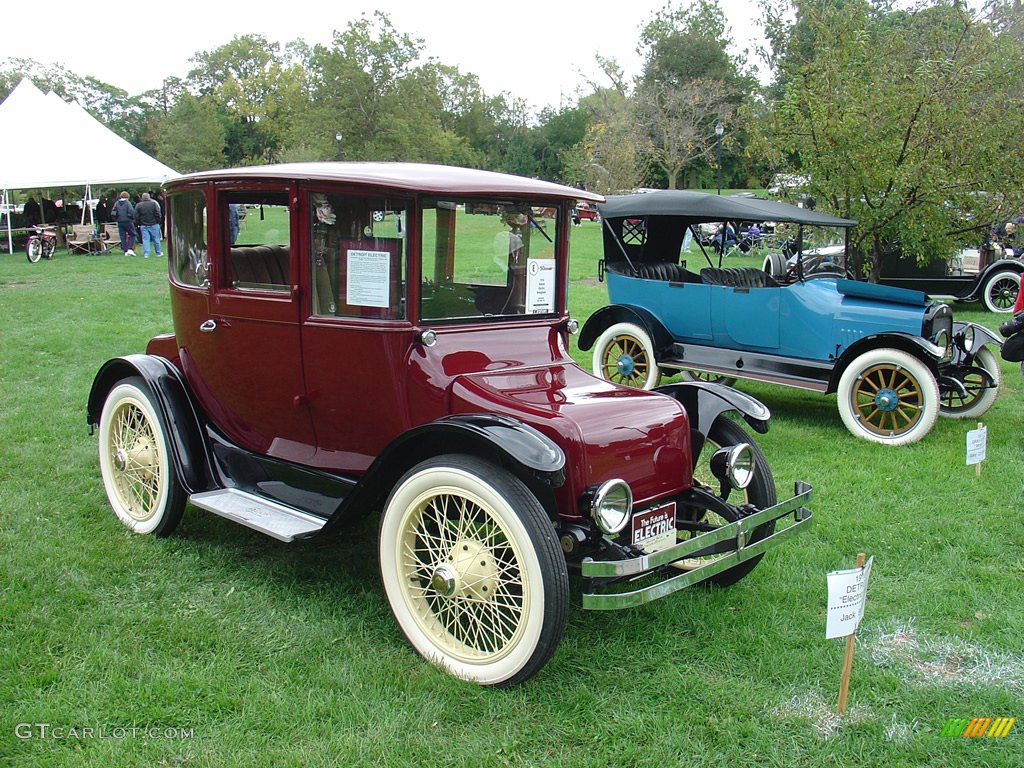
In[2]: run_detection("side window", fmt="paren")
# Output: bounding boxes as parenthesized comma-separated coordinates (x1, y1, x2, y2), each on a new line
(308, 193, 407, 320)
(223, 193, 291, 292)
(168, 191, 207, 287)
(421, 200, 559, 320)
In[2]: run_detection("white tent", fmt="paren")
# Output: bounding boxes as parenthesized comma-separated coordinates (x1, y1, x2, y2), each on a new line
(0, 78, 179, 252)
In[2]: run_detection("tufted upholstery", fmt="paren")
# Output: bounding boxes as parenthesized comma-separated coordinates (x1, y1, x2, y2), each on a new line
(230, 244, 290, 288)
(700, 267, 779, 289)
(634, 262, 700, 283)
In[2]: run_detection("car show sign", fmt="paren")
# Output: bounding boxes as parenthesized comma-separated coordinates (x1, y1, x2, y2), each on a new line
(966, 423, 987, 473)
(826, 553, 873, 714)
(526, 258, 555, 314)
(826, 555, 873, 640)
(346, 249, 392, 308)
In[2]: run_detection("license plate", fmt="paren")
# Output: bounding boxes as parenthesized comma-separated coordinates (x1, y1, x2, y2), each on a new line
(631, 502, 676, 553)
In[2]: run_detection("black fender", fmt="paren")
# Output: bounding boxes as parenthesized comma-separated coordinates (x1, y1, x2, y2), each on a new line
(578, 304, 673, 355)
(955, 320, 1002, 351)
(655, 381, 773, 462)
(944, 321, 1002, 386)
(965, 259, 1024, 303)
(314, 413, 566, 537)
(827, 333, 942, 393)
(87, 354, 215, 494)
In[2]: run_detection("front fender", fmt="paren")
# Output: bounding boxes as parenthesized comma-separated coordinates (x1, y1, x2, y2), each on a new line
(578, 304, 672, 354)
(966, 260, 1024, 302)
(655, 381, 773, 436)
(314, 414, 566, 537)
(948, 321, 1002, 370)
(955, 320, 1002, 350)
(828, 333, 942, 393)
(87, 354, 214, 494)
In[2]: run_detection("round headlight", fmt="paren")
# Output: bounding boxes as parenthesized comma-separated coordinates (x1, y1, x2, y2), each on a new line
(709, 444, 755, 490)
(958, 324, 976, 354)
(590, 479, 633, 535)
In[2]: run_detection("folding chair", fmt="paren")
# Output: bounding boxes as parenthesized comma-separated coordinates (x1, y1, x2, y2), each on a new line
(102, 223, 122, 251)
(67, 224, 98, 254)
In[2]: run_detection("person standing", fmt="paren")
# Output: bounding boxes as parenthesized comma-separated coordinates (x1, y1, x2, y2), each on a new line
(228, 203, 240, 245)
(111, 191, 136, 256)
(23, 196, 41, 226)
(134, 192, 163, 258)
(95, 197, 111, 225)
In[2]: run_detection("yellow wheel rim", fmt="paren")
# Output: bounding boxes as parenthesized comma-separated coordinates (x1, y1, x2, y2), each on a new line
(397, 488, 529, 663)
(600, 334, 651, 387)
(849, 363, 924, 437)
(107, 399, 163, 522)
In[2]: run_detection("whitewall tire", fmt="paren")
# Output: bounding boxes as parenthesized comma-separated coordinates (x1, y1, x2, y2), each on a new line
(98, 377, 185, 536)
(379, 455, 568, 686)
(836, 348, 939, 445)
(592, 322, 661, 390)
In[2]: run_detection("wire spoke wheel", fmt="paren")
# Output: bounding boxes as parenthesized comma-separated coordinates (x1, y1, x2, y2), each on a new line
(401, 491, 526, 658)
(98, 378, 185, 536)
(26, 238, 42, 263)
(380, 456, 567, 686)
(108, 399, 162, 519)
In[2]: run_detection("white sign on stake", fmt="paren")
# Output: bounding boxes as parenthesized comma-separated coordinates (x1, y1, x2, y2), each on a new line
(966, 424, 987, 466)
(825, 556, 874, 640)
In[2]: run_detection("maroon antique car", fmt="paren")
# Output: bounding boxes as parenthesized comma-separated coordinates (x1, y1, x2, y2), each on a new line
(87, 162, 812, 686)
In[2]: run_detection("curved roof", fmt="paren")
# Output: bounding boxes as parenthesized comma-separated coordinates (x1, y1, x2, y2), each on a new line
(169, 162, 604, 203)
(598, 190, 856, 227)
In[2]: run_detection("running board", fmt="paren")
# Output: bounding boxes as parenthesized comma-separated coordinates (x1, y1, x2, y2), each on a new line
(189, 488, 327, 542)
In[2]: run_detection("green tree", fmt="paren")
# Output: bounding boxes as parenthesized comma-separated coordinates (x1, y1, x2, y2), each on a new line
(636, 0, 754, 188)
(308, 13, 427, 161)
(755, 0, 1024, 280)
(154, 94, 226, 173)
(574, 57, 644, 194)
(187, 35, 305, 164)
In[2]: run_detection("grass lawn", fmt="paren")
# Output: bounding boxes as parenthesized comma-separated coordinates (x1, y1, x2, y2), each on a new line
(2, 225, 1023, 767)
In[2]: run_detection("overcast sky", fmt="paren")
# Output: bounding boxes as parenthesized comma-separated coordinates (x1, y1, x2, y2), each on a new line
(4, 0, 769, 113)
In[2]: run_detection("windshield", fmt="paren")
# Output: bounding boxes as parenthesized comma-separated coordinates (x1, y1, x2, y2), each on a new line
(420, 200, 560, 322)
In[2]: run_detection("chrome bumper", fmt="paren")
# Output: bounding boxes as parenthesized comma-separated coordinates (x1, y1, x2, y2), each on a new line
(581, 481, 812, 610)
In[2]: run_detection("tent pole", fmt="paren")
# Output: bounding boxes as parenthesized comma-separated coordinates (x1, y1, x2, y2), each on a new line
(3, 189, 12, 254)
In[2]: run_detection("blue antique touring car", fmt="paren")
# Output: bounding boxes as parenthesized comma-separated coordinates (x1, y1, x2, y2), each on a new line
(579, 191, 1001, 446)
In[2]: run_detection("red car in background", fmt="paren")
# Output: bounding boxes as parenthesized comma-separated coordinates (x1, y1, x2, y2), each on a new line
(573, 201, 600, 221)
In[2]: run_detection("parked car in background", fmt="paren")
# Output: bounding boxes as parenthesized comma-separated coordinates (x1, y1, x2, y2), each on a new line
(764, 240, 1023, 313)
(580, 190, 1002, 446)
(572, 201, 600, 221)
(767, 173, 809, 198)
(87, 163, 813, 686)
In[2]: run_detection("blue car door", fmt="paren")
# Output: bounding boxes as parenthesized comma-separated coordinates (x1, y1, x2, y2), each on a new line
(712, 285, 781, 350)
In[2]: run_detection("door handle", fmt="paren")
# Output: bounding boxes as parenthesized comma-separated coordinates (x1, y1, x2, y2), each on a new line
(199, 319, 217, 333)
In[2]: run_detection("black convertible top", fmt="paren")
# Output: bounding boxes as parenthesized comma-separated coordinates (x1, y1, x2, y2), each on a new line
(597, 190, 857, 228)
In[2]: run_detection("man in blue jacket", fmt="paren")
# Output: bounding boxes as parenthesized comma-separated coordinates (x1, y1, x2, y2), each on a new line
(111, 191, 136, 256)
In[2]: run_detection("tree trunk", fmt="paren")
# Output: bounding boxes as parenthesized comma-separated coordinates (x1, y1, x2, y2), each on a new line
(868, 237, 883, 283)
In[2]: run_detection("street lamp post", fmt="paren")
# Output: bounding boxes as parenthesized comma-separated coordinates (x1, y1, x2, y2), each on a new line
(715, 121, 724, 195)
(335, 131, 344, 161)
